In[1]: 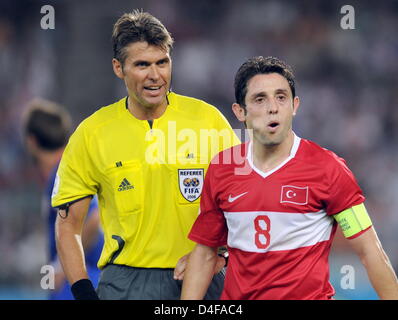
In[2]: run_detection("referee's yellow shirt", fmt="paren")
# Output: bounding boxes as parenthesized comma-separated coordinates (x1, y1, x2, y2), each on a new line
(52, 92, 240, 269)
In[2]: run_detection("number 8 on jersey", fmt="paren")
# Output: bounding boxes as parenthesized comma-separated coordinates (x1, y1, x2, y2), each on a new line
(254, 215, 271, 249)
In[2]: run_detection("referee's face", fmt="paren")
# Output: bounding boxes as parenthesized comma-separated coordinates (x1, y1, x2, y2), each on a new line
(113, 41, 172, 113)
(235, 72, 299, 147)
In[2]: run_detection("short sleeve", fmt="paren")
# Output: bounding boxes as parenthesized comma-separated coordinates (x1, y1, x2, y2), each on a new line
(325, 153, 365, 216)
(188, 163, 228, 247)
(51, 122, 98, 208)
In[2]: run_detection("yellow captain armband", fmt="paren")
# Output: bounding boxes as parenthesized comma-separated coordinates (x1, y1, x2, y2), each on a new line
(334, 203, 372, 239)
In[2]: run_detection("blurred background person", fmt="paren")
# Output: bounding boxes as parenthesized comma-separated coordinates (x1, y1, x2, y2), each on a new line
(22, 98, 103, 299)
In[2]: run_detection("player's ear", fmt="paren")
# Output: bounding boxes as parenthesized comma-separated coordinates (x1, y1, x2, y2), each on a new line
(232, 103, 246, 122)
(112, 58, 124, 79)
(292, 96, 300, 116)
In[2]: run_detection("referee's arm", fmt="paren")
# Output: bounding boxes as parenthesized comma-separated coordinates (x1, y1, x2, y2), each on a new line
(55, 198, 93, 294)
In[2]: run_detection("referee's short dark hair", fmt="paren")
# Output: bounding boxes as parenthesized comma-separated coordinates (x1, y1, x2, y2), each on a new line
(112, 10, 174, 67)
(234, 56, 296, 107)
(23, 98, 72, 151)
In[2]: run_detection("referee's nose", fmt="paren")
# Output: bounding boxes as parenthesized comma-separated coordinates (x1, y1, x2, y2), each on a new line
(148, 64, 161, 81)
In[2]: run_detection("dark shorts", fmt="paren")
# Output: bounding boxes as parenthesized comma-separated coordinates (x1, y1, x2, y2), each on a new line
(96, 264, 224, 300)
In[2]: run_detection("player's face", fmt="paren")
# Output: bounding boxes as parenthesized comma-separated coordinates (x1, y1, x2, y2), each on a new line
(234, 73, 299, 147)
(113, 41, 172, 111)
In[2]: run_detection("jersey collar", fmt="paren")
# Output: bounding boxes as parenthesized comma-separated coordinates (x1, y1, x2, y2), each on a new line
(246, 132, 301, 179)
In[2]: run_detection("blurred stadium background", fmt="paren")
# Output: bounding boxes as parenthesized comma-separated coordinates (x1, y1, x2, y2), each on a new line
(1, 0, 397, 299)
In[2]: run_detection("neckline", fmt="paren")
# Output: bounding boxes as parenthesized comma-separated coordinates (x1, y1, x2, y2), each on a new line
(124, 93, 172, 121)
(247, 133, 301, 179)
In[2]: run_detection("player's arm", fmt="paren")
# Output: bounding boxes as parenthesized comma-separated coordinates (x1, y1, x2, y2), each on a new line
(348, 227, 398, 299)
(335, 203, 398, 299)
(173, 250, 226, 281)
(181, 244, 218, 300)
(55, 197, 99, 299)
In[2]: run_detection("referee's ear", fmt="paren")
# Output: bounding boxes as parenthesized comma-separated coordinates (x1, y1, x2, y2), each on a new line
(112, 58, 124, 80)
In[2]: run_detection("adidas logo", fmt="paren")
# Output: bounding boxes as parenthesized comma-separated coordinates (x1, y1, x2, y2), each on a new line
(118, 178, 134, 191)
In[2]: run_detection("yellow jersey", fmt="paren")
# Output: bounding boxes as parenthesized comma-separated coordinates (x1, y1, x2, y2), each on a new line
(52, 92, 240, 269)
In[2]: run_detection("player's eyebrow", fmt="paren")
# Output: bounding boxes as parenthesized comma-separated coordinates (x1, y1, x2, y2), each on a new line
(249, 88, 290, 101)
(275, 88, 289, 95)
(250, 92, 267, 99)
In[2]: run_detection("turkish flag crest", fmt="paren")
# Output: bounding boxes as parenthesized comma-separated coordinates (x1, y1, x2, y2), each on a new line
(280, 185, 309, 205)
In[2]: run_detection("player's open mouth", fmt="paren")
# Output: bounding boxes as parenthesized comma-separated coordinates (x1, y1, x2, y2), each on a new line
(267, 121, 279, 129)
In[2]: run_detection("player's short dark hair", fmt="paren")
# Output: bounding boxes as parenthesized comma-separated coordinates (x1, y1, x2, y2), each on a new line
(112, 10, 174, 66)
(23, 98, 72, 151)
(234, 56, 296, 107)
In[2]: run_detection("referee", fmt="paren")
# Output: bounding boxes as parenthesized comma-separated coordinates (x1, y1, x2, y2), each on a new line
(51, 10, 240, 300)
